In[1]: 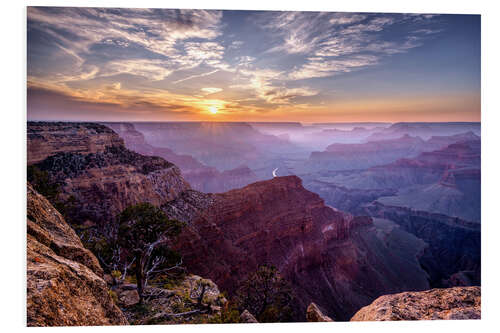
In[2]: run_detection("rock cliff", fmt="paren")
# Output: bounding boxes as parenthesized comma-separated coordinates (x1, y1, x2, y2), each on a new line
(350, 286, 480, 321)
(308, 135, 426, 171)
(28, 122, 123, 165)
(27, 183, 128, 326)
(163, 176, 430, 320)
(28, 122, 190, 228)
(364, 202, 480, 287)
(306, 303, 333, 322)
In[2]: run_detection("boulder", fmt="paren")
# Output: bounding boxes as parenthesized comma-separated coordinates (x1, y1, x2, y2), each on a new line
(350, 287, 480, 321)
(240, 310, 258, 323)
(306, 303, 333, 322)
(117, 289, 140, 307)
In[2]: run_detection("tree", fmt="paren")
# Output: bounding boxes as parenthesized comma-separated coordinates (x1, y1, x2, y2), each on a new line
(27, 165, 60, 203)
(117, 203, 184, 302)
(235, 265, 297, 322)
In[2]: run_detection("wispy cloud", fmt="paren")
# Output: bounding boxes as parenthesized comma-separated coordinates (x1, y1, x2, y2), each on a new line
(232, 68, 318, 104)
(201, 87, 223, 95)
(172, 69, 219, 84)
(28, 7, 225, 83)
(104, 59, 174, 81)
(28, 7, 223, 57)
(256, 12, 439, 80)
(288, 55, 379, 80)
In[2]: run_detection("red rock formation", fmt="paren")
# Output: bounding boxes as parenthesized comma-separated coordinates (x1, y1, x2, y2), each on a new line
(104, 122, 211, 174)
(164, 176, 430, 320)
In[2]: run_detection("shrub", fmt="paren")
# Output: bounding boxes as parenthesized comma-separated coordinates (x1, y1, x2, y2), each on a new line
(234, 265, 297, 322)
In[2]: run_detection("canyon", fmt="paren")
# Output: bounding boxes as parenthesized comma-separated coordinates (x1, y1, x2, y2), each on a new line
(104, 122, 259, 193)
(26, 121, 481, 324)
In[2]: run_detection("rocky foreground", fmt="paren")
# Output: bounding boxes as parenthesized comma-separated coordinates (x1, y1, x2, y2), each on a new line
(27, 183, 128, 326)
(350, 287, 480, 321)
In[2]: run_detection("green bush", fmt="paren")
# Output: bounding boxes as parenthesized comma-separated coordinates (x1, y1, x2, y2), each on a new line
(27, 165, 60, 202)
(107, 290, 118, 305)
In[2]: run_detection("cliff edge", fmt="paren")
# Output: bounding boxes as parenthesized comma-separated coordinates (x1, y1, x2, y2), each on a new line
(27, 183, 128, 326)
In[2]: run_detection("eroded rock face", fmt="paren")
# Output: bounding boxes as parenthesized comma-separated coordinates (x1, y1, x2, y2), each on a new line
(28, 122, 123, 165)
(28, 122, 190, 227)
(164, 176, 430, 320)
(365, 202, 480, 287)
(27, 184, 127, 326)
(350, 287, 480, 321)
(306, 303, 333, 322)
(240, 310, 258, 323)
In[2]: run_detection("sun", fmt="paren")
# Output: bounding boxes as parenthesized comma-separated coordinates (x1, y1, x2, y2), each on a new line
(209, 106, 218, 114)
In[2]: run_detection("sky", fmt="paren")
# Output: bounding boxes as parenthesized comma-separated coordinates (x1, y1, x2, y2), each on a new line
(27, 7, 481, 122)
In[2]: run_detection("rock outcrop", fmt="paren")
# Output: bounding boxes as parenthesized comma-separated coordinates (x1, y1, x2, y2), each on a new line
(28, 122, 190, 228)
(239, 310, 258, 323)
(350, 287, 480, 321)
(27, 184, 127, 326)
(28, 122, 123, 165)
(117, 275, 227, 325)
(364, 202, 481, 287)
(164, 176, 430, 320)
(306, 303, 333, 322)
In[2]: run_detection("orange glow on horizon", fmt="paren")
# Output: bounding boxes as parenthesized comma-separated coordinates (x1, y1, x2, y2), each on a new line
(27, 79, 480, 123)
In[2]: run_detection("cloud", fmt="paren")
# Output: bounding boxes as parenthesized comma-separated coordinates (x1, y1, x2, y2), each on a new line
(288, 55, 379, 80)
(27, 78, 212, 115)
(229, 40, 244, 49)
(329, 14, 367, 25)
(184, 42, 224, 60)
(28, 7, 223, 57)
(236, 56, 255, 67)
(27, 7, 225, 83)
(256, 12, 440, 80)
(232, 68, 317, 104)
(103, 59, 174, 81)
(201, 87, 223, 94)
(173, 69, 219, 84)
